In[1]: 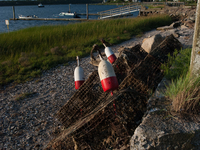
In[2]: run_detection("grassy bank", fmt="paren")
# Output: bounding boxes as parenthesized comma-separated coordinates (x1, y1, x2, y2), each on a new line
(162, 48, 200, 115)
(0, 15, 172, 86)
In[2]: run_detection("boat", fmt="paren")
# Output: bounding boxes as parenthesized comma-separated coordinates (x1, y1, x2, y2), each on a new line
(19, 15, 38, 19)
(59, 12, 75, 16)
(38, 3, 44, 7)
(58, 12, 80, 18)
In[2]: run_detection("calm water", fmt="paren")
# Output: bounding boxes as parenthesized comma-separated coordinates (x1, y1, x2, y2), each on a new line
(0, 4, 139, 33)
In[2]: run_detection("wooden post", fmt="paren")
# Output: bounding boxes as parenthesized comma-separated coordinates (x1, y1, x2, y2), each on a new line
(86, 4, 89, 20)
(69, 4, 71, 13)
(190, 0, 200, 76)
(138, 7, 141, 16)
(12, 6, 15, 20)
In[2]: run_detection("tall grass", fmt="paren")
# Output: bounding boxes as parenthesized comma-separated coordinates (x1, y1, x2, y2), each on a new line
(161, 48, 192, 80)
(163, 48, 200, 114)
(165, 73, 200, 114)
(0, 15, 172, 85)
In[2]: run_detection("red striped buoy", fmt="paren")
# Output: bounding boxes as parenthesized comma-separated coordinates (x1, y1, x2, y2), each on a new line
(98, 54, 119, 93)
(74, 56, 85, 90)
(101, 39, 117, 64)
(105, 46, 117, 64)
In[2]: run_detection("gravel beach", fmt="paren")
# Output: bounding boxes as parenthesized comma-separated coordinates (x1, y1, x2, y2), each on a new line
(0, 26, 194, 150)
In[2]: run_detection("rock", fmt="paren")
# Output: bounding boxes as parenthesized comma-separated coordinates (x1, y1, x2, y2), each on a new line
(181, 25, 188, 29)
(170, 21, 181, 28)
(130, 78, 200, 150)
(130, 111, 200, 150)
(172, 32, 179, 38)
(189, 16, 195, 22)
(141, 34, 164, 53)
(184, 20, 195, 29)
(157, 26, 174, 31)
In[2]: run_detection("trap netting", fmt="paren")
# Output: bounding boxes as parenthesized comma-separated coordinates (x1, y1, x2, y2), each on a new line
(56, 44, 148, 129)
(45, 34, 182, 150)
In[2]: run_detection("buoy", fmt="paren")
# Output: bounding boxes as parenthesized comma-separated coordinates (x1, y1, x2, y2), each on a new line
(101, 39, 117, 64)
(98, 51, 119, 93)
(92, 44, 118, 115)
(74, 56, 85, 90)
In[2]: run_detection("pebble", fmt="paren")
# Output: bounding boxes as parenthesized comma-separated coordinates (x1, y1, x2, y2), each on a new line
(0, 27, 194, 149)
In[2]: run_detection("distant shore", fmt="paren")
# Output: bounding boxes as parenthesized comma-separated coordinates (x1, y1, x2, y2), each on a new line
(0, 0, 102, 6)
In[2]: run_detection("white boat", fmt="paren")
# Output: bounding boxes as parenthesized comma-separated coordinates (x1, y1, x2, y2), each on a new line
(38, 3, 44, 7)
(59, 12, 75, 16)
(58, 12, 80, 18)
(19, 15, 38, 19)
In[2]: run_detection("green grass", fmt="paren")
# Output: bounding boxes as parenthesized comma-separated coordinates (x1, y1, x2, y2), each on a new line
(0, 15, 172, 85)
(161, 48, 192, 80)
(162, 48, 200, 114)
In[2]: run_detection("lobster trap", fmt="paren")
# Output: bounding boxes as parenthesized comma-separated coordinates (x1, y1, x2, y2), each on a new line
(45, 34, 182, 150)
(56, 44, 148, 129)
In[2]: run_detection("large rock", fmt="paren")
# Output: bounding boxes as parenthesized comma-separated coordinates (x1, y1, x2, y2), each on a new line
(157, 26, 174, 31)
(141, 34, 164, 53)
(130, 111, 200, 150)
(130, 78, 200, 150)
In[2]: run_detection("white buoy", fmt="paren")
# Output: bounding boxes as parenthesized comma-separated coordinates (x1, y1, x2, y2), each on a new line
(101, 39, 117, 64)
(98, 54, 118, 94)
(74, 56, 85, 90)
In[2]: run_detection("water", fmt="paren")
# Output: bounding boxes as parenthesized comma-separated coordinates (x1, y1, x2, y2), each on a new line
(0, 4, 139, 33)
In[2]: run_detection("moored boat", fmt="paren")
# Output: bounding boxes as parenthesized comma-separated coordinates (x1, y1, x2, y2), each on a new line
(59, 12, 75, 16)
(18, 15, 38, 19)
(38, 3, 44, 7)
(58, 12, 80, 18)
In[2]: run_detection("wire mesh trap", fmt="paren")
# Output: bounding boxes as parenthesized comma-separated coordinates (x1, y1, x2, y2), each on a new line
(56, 44, 147, 129)
(45, 34, 183, 150)
(150, 34, 182, 63)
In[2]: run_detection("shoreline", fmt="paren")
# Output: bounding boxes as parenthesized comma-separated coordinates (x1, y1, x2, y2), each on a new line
(0, 25, 194, 149)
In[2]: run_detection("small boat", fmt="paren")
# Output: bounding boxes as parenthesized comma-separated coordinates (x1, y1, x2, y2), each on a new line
(58, 12, 80, 18)
(59, 12, 75, 16)
(38, 3, 44, 7)
(19, 15, 38, 19)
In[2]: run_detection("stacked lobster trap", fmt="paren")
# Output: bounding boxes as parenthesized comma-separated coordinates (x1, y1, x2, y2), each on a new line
(45, 34, 182, 150)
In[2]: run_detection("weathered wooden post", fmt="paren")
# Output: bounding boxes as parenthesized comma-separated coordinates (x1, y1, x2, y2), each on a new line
(138, 6, 141, 16)
(190, 0, 200, 76)
(12, 6, 15, 20)
(86, 4, 89, 20)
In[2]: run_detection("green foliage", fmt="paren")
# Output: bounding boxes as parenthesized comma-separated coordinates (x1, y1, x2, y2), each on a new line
(0, 15, 172, 85)
(161, 48, 192, 80)
(163, 48, 200, 114)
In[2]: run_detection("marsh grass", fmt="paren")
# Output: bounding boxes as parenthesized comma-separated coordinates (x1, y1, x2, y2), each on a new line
(165, 73, 200, 114)
(163, 48, 200, 114)
(0, 15, 172, 85)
